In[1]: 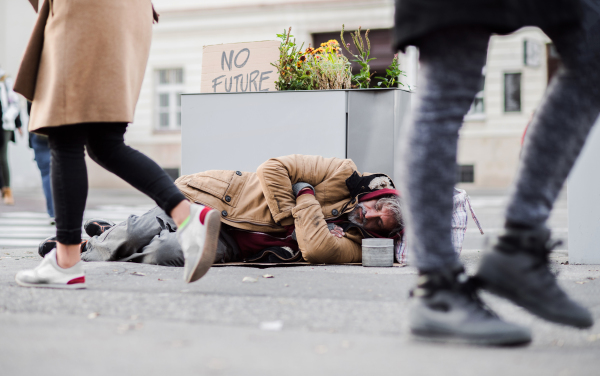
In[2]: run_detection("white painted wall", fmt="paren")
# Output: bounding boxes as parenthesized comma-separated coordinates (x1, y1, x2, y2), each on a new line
(568, 117, 600, 264)
(458, 27, 551, 188)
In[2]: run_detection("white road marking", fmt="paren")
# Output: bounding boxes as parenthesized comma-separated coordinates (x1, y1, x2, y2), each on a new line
(0, 205, 153, 249)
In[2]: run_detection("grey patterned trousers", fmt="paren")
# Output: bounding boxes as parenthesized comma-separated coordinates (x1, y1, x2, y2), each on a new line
(82, 206, 240, 266)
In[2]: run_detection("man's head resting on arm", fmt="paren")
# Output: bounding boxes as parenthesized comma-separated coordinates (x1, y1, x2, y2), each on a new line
(348, 194, 403, 237)
(344, 174, 403, 238)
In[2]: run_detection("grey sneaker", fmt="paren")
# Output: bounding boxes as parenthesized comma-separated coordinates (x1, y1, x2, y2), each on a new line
(476, 226, 593, 328)
(176, 203, 221, 283)
(409, 267, 531, 346)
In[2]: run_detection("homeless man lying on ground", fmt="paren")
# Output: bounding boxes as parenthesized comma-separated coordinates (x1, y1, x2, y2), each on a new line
(39, 154, 403, 265)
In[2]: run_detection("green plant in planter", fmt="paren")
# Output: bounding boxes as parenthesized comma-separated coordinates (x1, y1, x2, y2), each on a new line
(340, 25, 375, 89)
(376, 54, 406, 88)
(307, 40, 352, 90)
(272, 27, 315, 91)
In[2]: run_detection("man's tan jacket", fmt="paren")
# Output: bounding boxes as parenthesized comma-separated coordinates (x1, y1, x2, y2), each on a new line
(175, 154, 372, 264)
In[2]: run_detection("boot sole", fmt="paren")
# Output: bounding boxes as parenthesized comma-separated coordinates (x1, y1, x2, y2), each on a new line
(186, 210, 221, 283)
(15, 279, 86, 289)
(411, 328, 531, 346)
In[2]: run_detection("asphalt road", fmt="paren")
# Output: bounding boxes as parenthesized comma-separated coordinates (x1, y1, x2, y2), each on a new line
(1, 188, 598, 376)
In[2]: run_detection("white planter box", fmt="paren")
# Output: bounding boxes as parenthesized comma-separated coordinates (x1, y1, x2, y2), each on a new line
(568, 117, 600, 264)
(181, 88, 412, 182)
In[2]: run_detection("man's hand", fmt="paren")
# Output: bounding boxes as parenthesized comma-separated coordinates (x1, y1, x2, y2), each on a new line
(17, 128, 23, 137)
(328, 224, 345, 238)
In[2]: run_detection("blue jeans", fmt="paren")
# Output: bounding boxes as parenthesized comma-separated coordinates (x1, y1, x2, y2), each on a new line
(31, 134, 54, 217)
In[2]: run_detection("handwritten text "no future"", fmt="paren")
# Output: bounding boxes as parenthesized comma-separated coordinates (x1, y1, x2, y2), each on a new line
(211, 48, 273, 92)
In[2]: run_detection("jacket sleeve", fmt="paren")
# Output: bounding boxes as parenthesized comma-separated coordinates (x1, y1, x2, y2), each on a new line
(292, 194, 362, 264)
(256, 154, 347, 223)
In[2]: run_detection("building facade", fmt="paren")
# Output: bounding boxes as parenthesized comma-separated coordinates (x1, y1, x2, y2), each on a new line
(458, 27, 553, 189)
(2, 0, 556, 189)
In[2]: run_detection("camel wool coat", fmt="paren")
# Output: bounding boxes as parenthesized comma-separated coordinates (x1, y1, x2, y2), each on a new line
(175, 154, 397, 264)
(14, 0, 154, 133)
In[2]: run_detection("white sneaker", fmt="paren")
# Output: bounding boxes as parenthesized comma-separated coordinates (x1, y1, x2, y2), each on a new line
(177, 203, 221, 283)
(15, 249, 86, 289)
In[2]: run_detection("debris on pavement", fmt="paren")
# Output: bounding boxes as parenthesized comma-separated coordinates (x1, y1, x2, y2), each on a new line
(87, 312, 99, 319)
(262, 274, 274, 278)
(117, 322, 144, 334)
(259, 321, 283, 331)
(242, 276, 258, 283)
(131, 272, 145, 276)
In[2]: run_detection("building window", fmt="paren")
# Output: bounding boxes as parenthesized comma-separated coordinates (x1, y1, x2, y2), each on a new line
(466, 66, 486, 118)
(504, 73, 522, 112)
(155, 68, 184, 130)
(457, 165, 475, 183)
(523, 39, 542, 67)
(546, 43, 562, 84)
(163, 168, 180, 182)
(471, 91, 485, 114)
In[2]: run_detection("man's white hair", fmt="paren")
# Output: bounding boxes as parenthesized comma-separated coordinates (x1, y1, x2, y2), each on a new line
(375, 195, 404, 235)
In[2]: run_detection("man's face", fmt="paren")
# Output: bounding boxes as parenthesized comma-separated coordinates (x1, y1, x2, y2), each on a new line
(348, 199, 397, 236)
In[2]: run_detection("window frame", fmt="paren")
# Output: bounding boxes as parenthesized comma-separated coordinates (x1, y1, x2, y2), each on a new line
(154, 68, 185, 131)
(503, 72, 522, 113)
(464, 66, 486, 121)
(457, 165, 475, 183)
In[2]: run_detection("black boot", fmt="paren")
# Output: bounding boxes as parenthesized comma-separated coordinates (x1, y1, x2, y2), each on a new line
(38, 236, 57, 258)
(409, 266, 531, 346)
(476, 226, 593, 328)
(83, 218, 115, 237)
(38, 236, 88, 258)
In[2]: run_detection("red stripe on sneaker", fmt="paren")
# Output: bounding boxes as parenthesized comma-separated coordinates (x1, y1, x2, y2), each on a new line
(67, 276, 85, 285)
(199, 207, 212, 225)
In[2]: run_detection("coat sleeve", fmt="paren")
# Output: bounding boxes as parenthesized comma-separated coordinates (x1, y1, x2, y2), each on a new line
(292, 194, 362, 264)
(256, 154, 347, 223)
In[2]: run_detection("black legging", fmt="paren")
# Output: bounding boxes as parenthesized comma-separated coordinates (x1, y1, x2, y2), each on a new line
(46, 123, 186, 244)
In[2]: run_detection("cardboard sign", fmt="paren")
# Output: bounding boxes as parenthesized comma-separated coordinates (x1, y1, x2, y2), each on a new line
(201, 40, 280, 93)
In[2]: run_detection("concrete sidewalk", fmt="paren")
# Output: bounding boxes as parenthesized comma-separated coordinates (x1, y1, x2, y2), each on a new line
(0, 247, 598, 376)
(1, 187, 598, 375)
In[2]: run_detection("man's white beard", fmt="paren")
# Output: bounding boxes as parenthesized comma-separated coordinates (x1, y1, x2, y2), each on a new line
(348, 203, 366, 227)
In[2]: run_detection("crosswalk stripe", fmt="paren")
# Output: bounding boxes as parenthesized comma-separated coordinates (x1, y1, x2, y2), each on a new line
(0, 205, 153, 249)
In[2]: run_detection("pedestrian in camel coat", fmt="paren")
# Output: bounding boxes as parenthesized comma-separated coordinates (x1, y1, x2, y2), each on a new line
(15, 0, 155, 133)
(14, 0, 213, 289)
